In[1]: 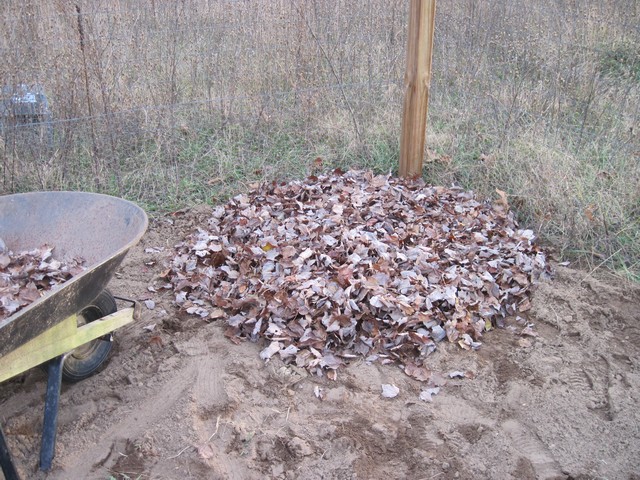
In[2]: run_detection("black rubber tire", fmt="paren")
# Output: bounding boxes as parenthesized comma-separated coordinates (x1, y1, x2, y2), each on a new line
(61, 290, 117, 383)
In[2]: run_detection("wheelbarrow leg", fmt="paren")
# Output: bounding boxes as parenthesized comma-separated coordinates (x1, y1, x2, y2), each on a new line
(0, 423, 21, 480)
(40, 355, 64, 472)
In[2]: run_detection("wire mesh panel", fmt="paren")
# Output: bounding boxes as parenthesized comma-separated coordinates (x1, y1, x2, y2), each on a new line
(0, 83, 53, 157)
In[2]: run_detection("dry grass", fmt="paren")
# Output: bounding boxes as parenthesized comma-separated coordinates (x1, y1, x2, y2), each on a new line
(0, 0, 638, 279)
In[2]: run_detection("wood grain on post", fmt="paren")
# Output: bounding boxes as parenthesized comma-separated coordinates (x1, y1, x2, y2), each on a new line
(399, 0, 436, 178)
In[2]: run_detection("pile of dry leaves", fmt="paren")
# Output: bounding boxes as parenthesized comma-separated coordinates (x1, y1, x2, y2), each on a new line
(167, 170, 549, 379)
(0, 240, 86, 321)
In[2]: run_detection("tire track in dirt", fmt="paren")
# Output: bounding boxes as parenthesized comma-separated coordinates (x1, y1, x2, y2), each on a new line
(192, 356, 230, 419)
(52, 362, 197, 480)
(179, 354, 258, 480)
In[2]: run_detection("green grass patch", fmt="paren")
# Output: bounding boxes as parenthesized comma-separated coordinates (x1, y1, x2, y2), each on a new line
(599, 42, 640, 82)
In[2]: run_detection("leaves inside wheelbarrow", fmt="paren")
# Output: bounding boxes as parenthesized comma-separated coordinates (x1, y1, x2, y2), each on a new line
(0, 243, 86, 321)
(167, 170, 549, 378)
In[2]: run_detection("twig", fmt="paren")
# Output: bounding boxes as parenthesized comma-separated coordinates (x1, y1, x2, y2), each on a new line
(168, 416, 223, 460)
(75, 3, 101, 190)
(294, 1, 362, 143)
(167, 445, 192, 460)
(206, 416, 221, 442)
(320, 447, 331, 460)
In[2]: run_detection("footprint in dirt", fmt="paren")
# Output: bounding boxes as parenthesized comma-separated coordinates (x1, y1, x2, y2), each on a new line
(502, 419, 563, 479)
(563, 355, 614, 421)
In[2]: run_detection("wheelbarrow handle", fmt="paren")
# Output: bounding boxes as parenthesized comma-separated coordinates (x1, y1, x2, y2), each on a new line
(0, 423, 20, 480)
(40, 356, 64, 471)
(113, 295, 143, 321)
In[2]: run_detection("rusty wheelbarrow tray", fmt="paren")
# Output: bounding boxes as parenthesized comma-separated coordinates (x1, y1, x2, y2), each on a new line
(0, 191, 148, 478)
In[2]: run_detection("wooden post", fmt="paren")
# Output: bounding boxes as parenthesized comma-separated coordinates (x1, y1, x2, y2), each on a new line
(399, 0, 436, 178)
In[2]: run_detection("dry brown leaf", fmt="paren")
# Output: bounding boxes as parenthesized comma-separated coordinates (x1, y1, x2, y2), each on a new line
(404, 363, 432, 382)
(495, 188, 510, 210)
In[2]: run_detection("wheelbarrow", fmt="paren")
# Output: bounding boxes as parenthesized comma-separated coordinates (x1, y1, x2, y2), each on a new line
(0, 191, 148, 479)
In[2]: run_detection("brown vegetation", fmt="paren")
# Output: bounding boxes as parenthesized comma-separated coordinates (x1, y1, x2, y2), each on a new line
(0, 0, 638, 277)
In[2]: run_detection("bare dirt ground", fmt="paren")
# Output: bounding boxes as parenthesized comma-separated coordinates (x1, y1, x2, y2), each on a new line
(2, 207, 640, 480)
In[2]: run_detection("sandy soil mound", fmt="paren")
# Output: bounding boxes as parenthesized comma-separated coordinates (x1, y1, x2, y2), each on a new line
(1, 205, 639, 480)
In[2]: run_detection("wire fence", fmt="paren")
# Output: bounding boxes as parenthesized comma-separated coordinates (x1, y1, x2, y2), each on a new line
(2, 80, 400, 130)
(1, 0, 639, 274)
(0, 1, 638, 208)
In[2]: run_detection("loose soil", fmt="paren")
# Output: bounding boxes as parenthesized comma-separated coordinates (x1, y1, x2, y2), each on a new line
(1, 206, 639, 480)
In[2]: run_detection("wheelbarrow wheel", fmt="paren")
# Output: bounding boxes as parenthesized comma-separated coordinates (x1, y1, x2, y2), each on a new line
(61, 290, 117, 383)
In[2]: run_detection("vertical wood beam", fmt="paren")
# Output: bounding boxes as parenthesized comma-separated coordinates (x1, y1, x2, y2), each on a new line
(399, 0, 436, 178)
